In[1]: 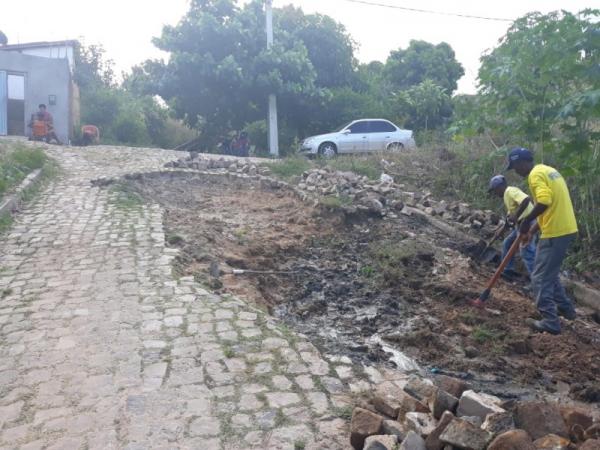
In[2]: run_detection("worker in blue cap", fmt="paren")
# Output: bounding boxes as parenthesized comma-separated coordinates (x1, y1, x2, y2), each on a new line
(506, 147, 578, 334)
(488, 174, 536, 277)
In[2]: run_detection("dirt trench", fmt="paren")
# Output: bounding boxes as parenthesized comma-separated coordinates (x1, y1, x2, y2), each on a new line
(125, 171, 600, 404)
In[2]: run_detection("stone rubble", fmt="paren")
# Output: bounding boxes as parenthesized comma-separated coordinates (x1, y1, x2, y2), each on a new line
(348, 371, 600, 450)
(167, 153, 502, 238)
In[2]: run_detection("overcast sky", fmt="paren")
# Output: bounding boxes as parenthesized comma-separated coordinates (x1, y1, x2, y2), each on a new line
(2, 0, 596, 93)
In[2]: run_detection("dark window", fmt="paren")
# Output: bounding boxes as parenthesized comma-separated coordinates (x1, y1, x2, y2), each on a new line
(348, 121, 369, 134)
(369, 121, 396, 132)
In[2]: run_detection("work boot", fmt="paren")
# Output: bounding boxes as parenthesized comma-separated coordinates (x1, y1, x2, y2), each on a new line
(526, 318, 560, 335)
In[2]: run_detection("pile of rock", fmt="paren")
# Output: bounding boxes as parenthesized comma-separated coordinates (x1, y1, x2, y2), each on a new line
(297, 167, 500, 233)
(165, 154, 501, 235)
(350, 374, 599, 449)
(165, 152, 270, 177)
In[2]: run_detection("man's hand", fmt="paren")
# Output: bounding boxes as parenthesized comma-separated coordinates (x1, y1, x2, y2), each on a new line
(519, 219, 532, 235)
(507, 214, 517, 226)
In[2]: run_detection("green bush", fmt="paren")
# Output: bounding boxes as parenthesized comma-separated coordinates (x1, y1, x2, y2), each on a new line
(0, 145, 47, 199)
(268, 156, 312, 179)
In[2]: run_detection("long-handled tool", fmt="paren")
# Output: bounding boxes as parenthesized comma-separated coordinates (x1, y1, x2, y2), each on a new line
(471, 224, 538, 307)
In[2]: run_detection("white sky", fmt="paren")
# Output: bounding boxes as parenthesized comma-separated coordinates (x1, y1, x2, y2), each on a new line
(2, 0, 597, 93)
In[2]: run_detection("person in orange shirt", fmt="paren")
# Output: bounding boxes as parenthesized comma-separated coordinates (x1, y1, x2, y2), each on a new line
(29, 104, 62, 144)
(81, 125, 100, 146)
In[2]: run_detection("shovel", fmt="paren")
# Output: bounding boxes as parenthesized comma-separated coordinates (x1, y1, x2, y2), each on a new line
(476, 221, 509, 263)
(471, 223, 538, 307)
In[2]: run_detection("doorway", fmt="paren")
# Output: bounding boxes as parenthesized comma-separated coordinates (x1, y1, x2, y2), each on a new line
(6, 73, 25, 136)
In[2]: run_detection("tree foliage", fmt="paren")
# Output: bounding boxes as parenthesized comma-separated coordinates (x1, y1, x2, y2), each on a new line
(385, 40, 464, 94)
(140, 0, 464, 152)
(75, 44, 196, 147)
(475, 10, 599, 151)
(451, 9, 600, 266)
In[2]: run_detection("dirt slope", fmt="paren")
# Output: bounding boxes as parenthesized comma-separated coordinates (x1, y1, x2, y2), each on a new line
(125, 171, 600, 404)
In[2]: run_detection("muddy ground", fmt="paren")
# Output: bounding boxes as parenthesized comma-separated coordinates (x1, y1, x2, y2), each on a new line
(125, 171, 600, 404)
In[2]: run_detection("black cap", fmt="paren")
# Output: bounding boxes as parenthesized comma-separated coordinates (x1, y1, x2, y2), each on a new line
(506, 147, 533, 171)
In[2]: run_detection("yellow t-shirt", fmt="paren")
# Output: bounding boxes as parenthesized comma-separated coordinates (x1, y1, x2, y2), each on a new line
(503, 186, 534, 222)
(528, 164, 578, 239)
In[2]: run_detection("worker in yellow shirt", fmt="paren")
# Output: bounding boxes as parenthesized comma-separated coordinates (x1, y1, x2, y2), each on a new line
(488, 175, 536, 277)
(506, 148, 578, 335)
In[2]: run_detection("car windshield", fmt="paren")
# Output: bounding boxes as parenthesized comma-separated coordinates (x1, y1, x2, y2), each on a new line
(334, 121, 353, 132)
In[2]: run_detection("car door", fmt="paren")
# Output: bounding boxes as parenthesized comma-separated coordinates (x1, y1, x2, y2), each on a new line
(367, 120, 397, 151)
(337, 121, 369, 153)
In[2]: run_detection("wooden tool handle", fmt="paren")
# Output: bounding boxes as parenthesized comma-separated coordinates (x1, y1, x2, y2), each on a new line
(484, 234, 523, 291)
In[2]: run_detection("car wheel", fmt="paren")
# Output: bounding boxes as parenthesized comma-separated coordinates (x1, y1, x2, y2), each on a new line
(387, 142, 404, 151)
(318, 142, 337, 158)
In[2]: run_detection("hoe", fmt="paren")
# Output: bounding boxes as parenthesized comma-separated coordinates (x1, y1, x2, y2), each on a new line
(471, 224, 538, 308)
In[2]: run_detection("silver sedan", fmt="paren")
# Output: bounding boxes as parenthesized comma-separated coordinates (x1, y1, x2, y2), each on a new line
(299, 119, 416, 157)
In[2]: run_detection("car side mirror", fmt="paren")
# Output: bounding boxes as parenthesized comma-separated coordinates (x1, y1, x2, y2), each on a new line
(342, 129, 351, 134)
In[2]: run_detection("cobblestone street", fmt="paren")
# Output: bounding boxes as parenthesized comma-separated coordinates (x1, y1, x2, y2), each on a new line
(0, 144, 349, 449)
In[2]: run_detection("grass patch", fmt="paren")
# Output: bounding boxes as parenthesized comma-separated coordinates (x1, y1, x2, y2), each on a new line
(332, 405, 353, 420)
(459, 311, 479, 326)
(268, 156, 313, 179)
(109, 182, 144, 210)
(223, 345, 235, 358)
(369, 238, 435, 287)
(166, 233, 184, 246)
(319, 194, 353, 209)
(0, 214, 13, 234)
(317, 155, 381, 180)
(294, 441, 306, 450)
(1, 288, 13, 299)
(0, 144, 47, 200)
(0, 148, 59, 235)
(471, 326, 499, 343)
(359, 265, 375, 278)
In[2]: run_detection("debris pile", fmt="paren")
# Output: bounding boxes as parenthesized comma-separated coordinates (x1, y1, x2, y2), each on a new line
(165, 152, 270, 176)
(296, 167, 500, 231)
(166, 153, 501, 237)
(351, 374, 600, 449)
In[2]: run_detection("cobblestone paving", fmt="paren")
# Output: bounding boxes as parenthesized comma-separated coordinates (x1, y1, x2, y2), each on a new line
(0, 144, 349, 449)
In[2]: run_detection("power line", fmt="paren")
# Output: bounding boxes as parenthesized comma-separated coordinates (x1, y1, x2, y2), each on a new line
(341, 0, 513, 22)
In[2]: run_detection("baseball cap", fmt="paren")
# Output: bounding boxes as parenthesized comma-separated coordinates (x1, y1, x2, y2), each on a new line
(505, 147, 533, 170)
(488, 175, 506, 192)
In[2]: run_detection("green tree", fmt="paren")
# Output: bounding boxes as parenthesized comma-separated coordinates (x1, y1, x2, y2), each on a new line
(476, 9, 599, 151)
(384, 40, 464, 94)
(453, 9, 600, 267)
(75, 43, 195, 148)
(276, 5, 357, 88)
(396, 79, 452, 130)
(148, 0, 321, 148)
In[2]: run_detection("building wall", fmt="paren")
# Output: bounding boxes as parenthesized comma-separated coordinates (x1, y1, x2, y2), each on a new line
(18, 46, 75, 73)
(0, 52, 71, 143)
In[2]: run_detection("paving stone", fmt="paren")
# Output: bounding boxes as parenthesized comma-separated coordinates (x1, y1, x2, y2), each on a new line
(272, 375, 293, 390)
(239, 394, 265, 411)
(189, 416, 221, 437)
(0, 144, 349, 449)
(0, 401, 24, 424)
(164, 316, 183, 327)
(457, 390, 505, 420)
(263, 337, 288, 350)
(265, 392, 302, 408)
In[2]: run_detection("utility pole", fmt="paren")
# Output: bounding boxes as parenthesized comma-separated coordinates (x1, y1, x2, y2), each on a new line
(265, 0, 279, 157)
